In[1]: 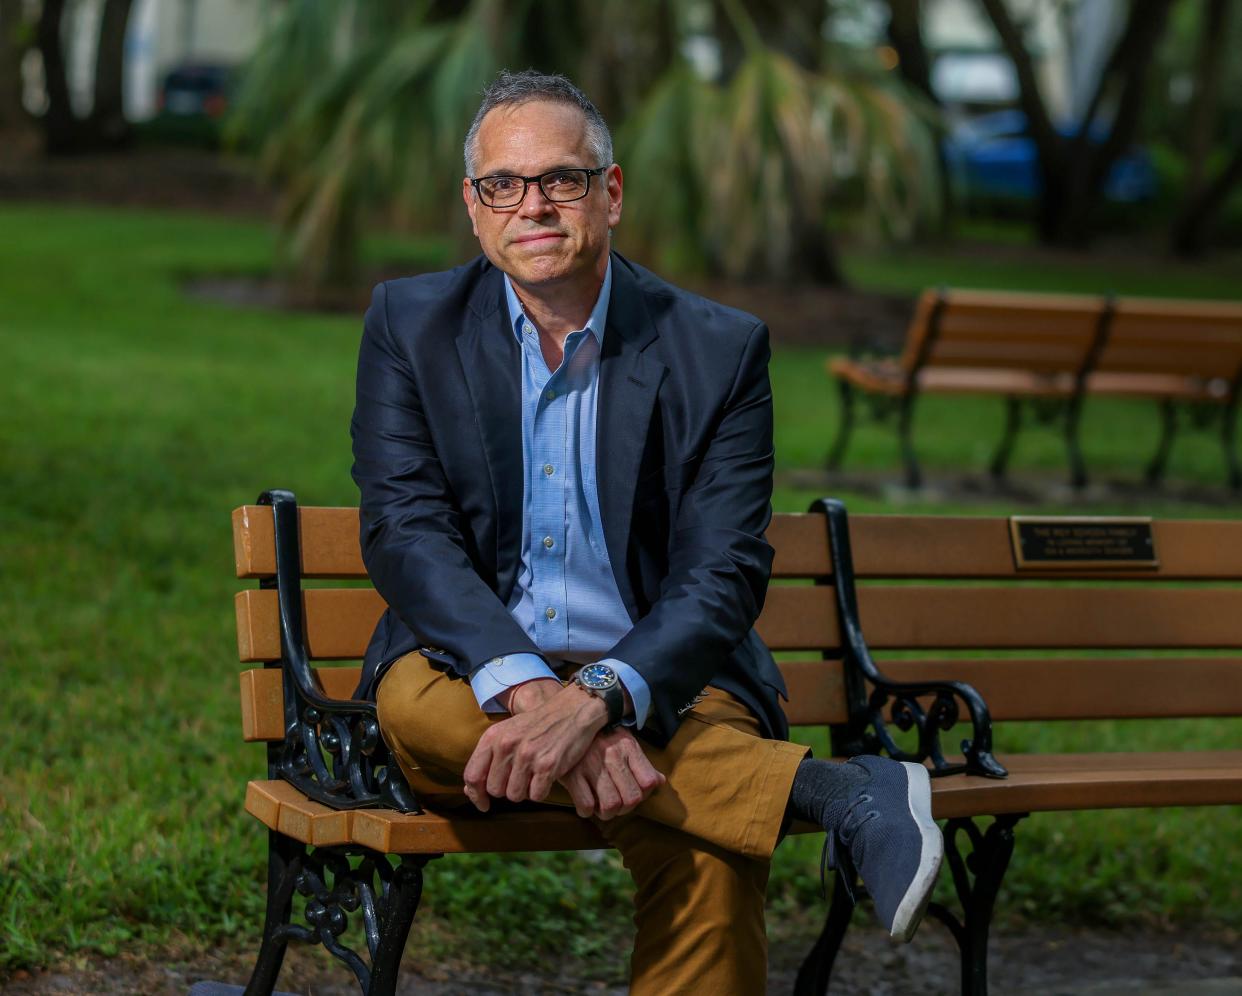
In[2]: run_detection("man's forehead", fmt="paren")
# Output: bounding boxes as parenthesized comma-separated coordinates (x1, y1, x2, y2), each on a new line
(474, 100, 591, 171)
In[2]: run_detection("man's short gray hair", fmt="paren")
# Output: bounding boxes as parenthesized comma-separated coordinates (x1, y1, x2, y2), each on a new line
(463, 70, 613, 177)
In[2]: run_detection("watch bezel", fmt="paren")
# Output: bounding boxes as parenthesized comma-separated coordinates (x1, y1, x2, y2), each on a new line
(577, 663, 619, 690)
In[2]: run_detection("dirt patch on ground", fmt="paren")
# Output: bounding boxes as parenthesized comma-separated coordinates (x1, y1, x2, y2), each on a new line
(3, 922, 1239, 995)
(182, 270, 912, 352)
(0, 147, 275, 218)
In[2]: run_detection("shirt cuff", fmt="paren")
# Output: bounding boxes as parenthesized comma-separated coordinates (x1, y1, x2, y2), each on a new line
(599, 658, 651, 729)
(469, 653, 557, 713)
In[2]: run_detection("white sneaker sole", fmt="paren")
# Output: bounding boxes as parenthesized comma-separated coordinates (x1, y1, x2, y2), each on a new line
(889, 762, 943, 942)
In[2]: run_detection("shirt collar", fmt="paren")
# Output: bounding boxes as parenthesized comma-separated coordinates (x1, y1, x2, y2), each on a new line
(503, 259, 611, 346)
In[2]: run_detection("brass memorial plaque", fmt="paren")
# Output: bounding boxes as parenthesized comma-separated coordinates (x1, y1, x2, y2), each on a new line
(1009, 516, 1158, 570)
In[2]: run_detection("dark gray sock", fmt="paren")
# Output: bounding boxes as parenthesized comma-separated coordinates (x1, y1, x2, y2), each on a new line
(787, 757, 870, 831)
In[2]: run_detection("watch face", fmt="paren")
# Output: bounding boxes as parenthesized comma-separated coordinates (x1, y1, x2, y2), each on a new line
(579, 663, 618, 689)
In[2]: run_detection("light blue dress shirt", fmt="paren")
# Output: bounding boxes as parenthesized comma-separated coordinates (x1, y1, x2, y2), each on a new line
(467, 262, 652, 727)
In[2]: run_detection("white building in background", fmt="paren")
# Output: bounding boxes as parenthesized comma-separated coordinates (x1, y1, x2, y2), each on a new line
(841, 0, 1124, 123)
(126, 0, 272, 119)
(51, 0, 269, 121)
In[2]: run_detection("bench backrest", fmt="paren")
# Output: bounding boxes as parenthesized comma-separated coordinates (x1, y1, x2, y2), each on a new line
(1095, 297, 1242, 384)
(233, 507, 1242, 743)
(898, 289, 1104, 377)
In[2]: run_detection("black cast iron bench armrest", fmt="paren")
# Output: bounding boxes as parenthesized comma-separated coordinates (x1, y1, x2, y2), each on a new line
(260, 489, 421, 813)
(810, 498, 1007, 780)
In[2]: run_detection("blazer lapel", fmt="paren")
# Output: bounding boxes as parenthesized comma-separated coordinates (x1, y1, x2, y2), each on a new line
(455, 266, 524, 594)
(598, 256, 667, 617)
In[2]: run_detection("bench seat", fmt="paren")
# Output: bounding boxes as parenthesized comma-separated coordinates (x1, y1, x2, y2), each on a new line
(929, 751, 1242, 819)
(247, 750, 1242, 855)
(828, 357, 1075, 398)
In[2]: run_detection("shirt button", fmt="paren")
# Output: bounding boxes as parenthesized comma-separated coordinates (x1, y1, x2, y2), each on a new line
(542, 536, 554, 549)
(545, 606, 557, 620)
(491, 657, 504, 667)
(543, 463, 554, 476)
(545, 389, 556, 401)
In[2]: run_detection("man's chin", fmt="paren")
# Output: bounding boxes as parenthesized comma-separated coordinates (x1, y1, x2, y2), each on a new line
(504, 256, 576, 287)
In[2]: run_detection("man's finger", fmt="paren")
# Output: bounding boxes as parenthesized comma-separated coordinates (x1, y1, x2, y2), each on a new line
(592, 766, 624, 820)
(487, 744, 517, 800)
(561, 769, 597, 819)
(621, 740, 666, 794)
(528, 756, 561, 803)
(463, 739, 494, 812)
(607, 753, 645, 814)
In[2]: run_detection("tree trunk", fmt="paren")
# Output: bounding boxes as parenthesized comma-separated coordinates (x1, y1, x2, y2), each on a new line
(37, 0, 82, 153)
(887, 0, 934, 103)
(1171, 139, 1242, 256)
(980, 0, 1173, 246)
(0, 0, 30, 135)
(1179, 0, 1229, 216)
(88, 0, 134, 147)
(787, 213, 844, 285)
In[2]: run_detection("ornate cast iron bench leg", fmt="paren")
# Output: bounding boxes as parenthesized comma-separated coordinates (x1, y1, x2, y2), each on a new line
(243, 830, 436, 996)
(245, 831, 306, 996)
(793, 867, 858, 996)
(925, 813, 1027, 996)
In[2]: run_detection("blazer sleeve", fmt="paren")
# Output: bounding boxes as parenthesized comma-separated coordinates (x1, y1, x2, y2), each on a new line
(350, 282, 544, 678)
(606, 319, 775, 741)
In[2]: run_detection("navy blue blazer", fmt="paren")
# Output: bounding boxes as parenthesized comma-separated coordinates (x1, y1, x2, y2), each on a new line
(350, 251, 789, 746)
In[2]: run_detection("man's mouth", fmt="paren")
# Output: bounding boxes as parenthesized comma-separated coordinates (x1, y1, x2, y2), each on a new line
(512, 232, 564, 245)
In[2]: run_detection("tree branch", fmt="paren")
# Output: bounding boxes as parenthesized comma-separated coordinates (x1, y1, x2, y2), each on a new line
(976, 0, 1060, 166)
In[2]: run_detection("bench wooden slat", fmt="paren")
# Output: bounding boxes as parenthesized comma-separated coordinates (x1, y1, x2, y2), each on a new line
(235, 584, 1242, 663)
(239, 652, 1242, 743)
(761, 586, 1242, 651)
(234, 507, 1242, 583)
(930, 751, 1242, 819)
(234, 504, 366, 578)
(877, 657, 1242, 721)
(827, 357, 1076, 398)
(239, 661, 854, 741)
(240, 666, 365, 740)
(852, 517, 1242, 579)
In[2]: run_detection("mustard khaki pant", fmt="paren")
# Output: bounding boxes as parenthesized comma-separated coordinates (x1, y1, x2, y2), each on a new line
(376, 652, 809, 995)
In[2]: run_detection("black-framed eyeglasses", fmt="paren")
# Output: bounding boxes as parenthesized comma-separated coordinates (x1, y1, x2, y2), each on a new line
(470, 166, 608, 208)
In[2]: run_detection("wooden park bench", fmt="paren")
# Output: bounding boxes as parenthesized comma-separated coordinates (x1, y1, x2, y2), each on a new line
(231, 490, 1242, 996)
(826, 288, 1242, 489)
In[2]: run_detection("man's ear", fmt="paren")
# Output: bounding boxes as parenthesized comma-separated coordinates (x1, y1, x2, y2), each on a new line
(606, 164, 623, 230)
(462, 178, 480, 237)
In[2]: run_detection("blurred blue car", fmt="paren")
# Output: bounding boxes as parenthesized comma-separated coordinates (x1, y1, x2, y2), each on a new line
(943, 109, 1156, 203)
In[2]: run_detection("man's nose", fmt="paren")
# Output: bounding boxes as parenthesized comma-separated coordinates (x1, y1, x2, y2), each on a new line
(517, 181, 555, 218)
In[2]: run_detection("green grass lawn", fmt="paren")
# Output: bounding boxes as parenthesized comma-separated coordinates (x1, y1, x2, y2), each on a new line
(2, 203, 1240, 976)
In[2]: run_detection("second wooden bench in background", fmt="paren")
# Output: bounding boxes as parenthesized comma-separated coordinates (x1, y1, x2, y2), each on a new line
(826, 288, 1242, 489)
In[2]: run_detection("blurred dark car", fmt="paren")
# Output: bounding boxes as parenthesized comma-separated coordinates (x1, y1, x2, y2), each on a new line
(943, 109, 1157, 204)
(147, 64, 235, 145)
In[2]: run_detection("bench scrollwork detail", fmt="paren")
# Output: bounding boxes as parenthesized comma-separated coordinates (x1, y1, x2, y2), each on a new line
(811, 497, 1008, 779)
(259, 489, 421, 812)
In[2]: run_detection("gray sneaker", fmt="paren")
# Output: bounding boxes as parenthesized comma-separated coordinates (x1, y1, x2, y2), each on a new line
(826, 755, 943, 942)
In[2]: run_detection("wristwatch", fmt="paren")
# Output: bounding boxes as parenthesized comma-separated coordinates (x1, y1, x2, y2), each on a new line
(572, 663, 626, 729)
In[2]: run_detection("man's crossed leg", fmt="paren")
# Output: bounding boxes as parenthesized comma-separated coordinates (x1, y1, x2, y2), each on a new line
(377, 652, 942, 993)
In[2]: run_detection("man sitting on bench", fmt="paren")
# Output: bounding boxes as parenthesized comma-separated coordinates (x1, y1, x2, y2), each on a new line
(352, 70, 943, 994)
